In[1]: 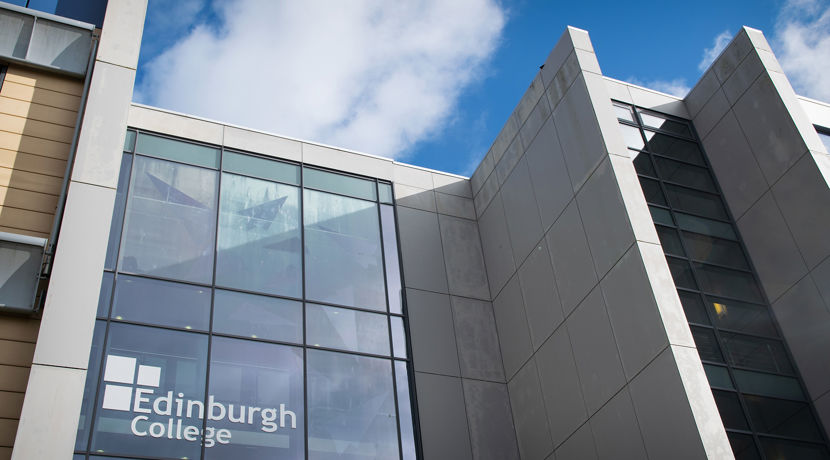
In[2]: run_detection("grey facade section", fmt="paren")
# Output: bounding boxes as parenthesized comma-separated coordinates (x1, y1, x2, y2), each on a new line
(686, 26, 830, 440)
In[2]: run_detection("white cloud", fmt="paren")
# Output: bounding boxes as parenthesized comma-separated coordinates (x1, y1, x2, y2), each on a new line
(625, 78, 691, 98)
(135, 0, 505, 160)
(772, 0, 830, 101)
(698, 30, 733, 71)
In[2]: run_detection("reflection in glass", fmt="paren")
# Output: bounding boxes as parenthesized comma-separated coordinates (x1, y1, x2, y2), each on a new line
(304, 190, 385, 311)
(216, 173, 301, 297)
(378, 183, 394, 204)
(691, 326, 723, 363)
(712, 390, 749, 430)
(303, 168, 377, 201)
(666, 257, 696, 290)
(396, 361, 417, 460)
(111, 275, 211, 331)
(720, 333, 793, 374)
(306, 304, 390, 356)
(135, 133, 220, 169)
(391, 316, 407, 359)
(638, 176, 666, 206)
(654, 157, 716, 192)
(205, 337, 304, 460)
(744, 395, 823, 441)
(674, 212, 737, 240)
(381, 205, 402, 314)
(124, 130, 136, 152)
(706, 297, 776, 336)
(97, 272, 114, 318)
(733, 369, 804, 400)
(213, 289, 302, 343)
(656, 226, 684, 256)
(664, 184, 728, 220)
(613, 104, 634, 122)
(619, 123, 645, 150)
(818, 130, 830, 153)
(223, 151, 300, 185)
(119, 156, 218, 284)
(703, 364, 733, 389)
(648, 206, 673, 226)
(693, 263, 763, 303)
(728, 432, 762, 460)
(633, 153, 655, 176)
(643, 131, 705, 165)
(682, 232, 748, 269)
(760, 437, 830, 460)
(638, 112, 692, 137)
(678, 291, 709, 325)
(104, 154, 132, 270)
(307, 350, 399, 460)
(76, 321, 106, 450)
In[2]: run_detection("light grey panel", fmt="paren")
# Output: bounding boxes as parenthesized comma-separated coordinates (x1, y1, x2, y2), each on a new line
(451, 296, 505, 382)
(567, 287, 626, 415)
(546, 51, 580, 112)
(546, 200, 598, 316)
(554, 74, 607, 192)
(736, 192, 807, 303)
(508, 358, 554, 460)
(601, 244, 669, 380)
(554, 422, 598, 460)
(463, 379, 520, 460)
(496, 137, 524, 187)
(415, 372, 473, 460)
(433, 174, 472, 199)
(478, 194, 516, 296)
(576, 157, 635, 278)
(397, 206, 449, 294)
(535, 324, 588, 448)
(394, 183, 437, 212)
(439, 215, 490, 300)
(589, 388, 648, 460)
(474, 170, 499, 218)
(518, 239, 564, 350)
(501, 157, 544, 265)
(406, 289, 460, 376)
(493, 275, 533, 380)
(772, 275, 830, 399)
(629, 348, 707, 460)
(701, 111, 768, 220)
(471, 152, 493, 197)
(436, 192, 476, 220)
(525, 118, 574, 232)
(771, 154, 830, 270)
(519, 94, 552, 151)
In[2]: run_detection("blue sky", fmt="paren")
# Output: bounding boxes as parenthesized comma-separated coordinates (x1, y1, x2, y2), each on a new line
(134, 0, 829, 176)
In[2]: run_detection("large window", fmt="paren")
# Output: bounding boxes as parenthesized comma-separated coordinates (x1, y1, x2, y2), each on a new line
(76, 131, 417, 460)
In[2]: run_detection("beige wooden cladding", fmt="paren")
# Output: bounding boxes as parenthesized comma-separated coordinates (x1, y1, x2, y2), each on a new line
(0, 317, 38, 460)
(0, 65, 82, 238)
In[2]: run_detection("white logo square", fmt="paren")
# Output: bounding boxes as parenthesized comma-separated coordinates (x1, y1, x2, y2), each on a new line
(103, 355, 136, 384)
(102, 384, 133, 411)
(137, 365, 161, 387)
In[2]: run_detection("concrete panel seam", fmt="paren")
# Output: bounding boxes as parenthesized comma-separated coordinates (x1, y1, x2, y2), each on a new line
(70, 178, 118, 191)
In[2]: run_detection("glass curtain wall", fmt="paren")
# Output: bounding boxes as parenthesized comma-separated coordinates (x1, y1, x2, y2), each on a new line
(74, 131, 417, 460)
(616, 103, 830, 460)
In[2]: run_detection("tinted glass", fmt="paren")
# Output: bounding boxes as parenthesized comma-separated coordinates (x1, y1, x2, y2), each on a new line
(205, 337, 304, 459)
(306, 304, 390, 356)
(649, 206, 673, 226)
(745, 395, 823, 441)
(679, 291, 709, 325)
(213, 289, 302, 344)
(638, 112, 693, 137)
(712, 390, 749, 430)
(654, 157, 716, 192)
(391, 316, 407, 359)
(674, 212, 737, 240)
(119, 156, 218, 284)
(682, 232, 748, 269)
(307, 350, 398, 460)
(76, 321, 106, 450)
(135, 133, 220, 169)
(614, 104, 634, 122)
(693, 263, 763, 303)
(691, 326, 723, 363)
(707, 297, 777, 336)
(396, 361, 417, 460)
(638, 176, 666, 205)
(656, 225, 684, 256)
(664, 184, 728, 220)
(304, 190, 385, 311)
(666, 257, 696, 290)
(633, 153, 655, 176)
(222, 151, 300, 185)
(733, 369, 804, 400)
(619, 123, 644, 150)
(124, 130, 136, 152)
(381, 205, 402, 314)
(643, 131, 705, 165)
(111, 275, 211, 331)
(378, 183, 394, 204)
(96, 272, 114, 318)
(703, 364, 733, 389)
(720, 333, 793, 374)
(104, 154, 132, 270)
(303, 168, 377, 201)
(728, 432, 762, 460)
(818, 130, 830, 153)
(216, 173, 301, 297)
(760, 437, 830, 460)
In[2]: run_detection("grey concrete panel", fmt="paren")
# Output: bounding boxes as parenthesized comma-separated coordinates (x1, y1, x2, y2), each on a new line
(744, 26, 772, 51)
(415, 372, 473, 460)
(471, 151, 494, 197)
(492, 114, 520, 166)
(583, 72, 628, 158)
(576, 158, 636, 278)
(436, 192, 476, 220)
(692, 87, 729, 141)
(567, 26, 594, 53)
(722, 50, 764, 106)
(518, 239, 564, 350)
(463, 379, 520, 460)
(535, 325, 588, 448)
(406, 289, 460, 376)
(394, 183, 436, 212)
(397, 207, 449, 293)
(608, 154, 660, 245)
(546, 51, 580, 112)
(223, 126, 302, 162)
(433, 173, 472, 198)
(771, 154, 830, 270)
(474, 169, 499, 218)
(567, 287, 626, 415)
(713, 30, 753, 84)
(733, 73, 809, 185)
(574, 48, 601, 75)
(508, 358, 554, 460)
(701, 111, 768, 219)
(604, 77, 633, 104)
(392, 163, 434, 189)
(756, 48, 784, 74)
(439, 215, 490, 300)
(129, 105, 223, 145)
(12, 365, 85, 460)
(772, 276, 830, 399)
(554, 423, 598, 460)
(525, 118, 573, 232)
(515, 74, 546, 127)
(541, 29, 576, 89)
(601, 244, 669, 380)
(478, 194, 516, 295)
(554, 74, 607, 192)
(546, 200, 597, 315)
(812, 255, 830, 308)
(736, 192, 807, 303)
(628, 86, 689, 118)
(501, 158, 544, 264)
(589, 388, 648, 460)
(519, 91, 552, 151)
(493, 275, 533, 380)
(451, 296, 505, 382)
(685, 69, 720, 118)
(304, 143, 393, 181)
(629, 348, 708, 460)
(96, 0, 147, 69)
(495, 137, 524, 187)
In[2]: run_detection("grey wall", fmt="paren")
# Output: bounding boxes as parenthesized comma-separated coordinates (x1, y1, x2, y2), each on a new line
(686, 26, 830, 441)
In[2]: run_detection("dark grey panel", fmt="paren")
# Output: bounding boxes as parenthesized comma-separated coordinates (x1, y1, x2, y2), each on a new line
(451, 296, 505, 382)
(397, 206, 449, 293)
(463, 379, 520, 460)
(501, 158, 544, 264)
(508, 358, 554, 460)
(415, 372, 473, 460)
(518, 239, 564, 350)
(439, 215, 491, 300)
(492, 275, 533, 380)
(478, 194, 516, 296)
(589, 388, 648, 460)
(406, 289, 460, 376)
(554, 422, 598, 460)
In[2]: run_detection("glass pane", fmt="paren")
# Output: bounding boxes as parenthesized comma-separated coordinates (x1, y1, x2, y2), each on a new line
(111, 275, 211, 331)
(124, 130, 136, 152)
(304, 189, 385, 311)
(204, 337, 304, 459)
(104, 154, 133, 270)
(654, 157, 716, 192)
(706, 297, 777, 336)
(96, 272, 114, 318)
(222, 151, 300, 185)
(691, 326, 724, 363)
(614, 104, 634, 122)
(119, 156, 218, 284)
(649, 206, 673, 226)
(395, 361, 416, 460)
(638, 112, 693, 137)
(306, 304, 390, 356)
(135, 133, 220, 169)
(693, 263, 763, 303)
(703, 364, 733, 389)
(90, 323, 208, 459)
(818, 130, 830, 153)
(728, 432, 762, 460)
(745, 396, 823, 441)
(307, 350, 399, 460)
(713, 390, 749, 430)
(391, 316, 407, 359)
(664, 184, 728, 220)
(76, 320, 106, 450)
(666, 257, 697, 290)
(213, 289, 302, 344)
(733, 369, 805, 400)
(381, 205, 402, 314)
(678, 291, 709, 325)
(675, 212, 737, 240)
(643, 131, 705, 165)
(216, 173, 301, 297)
(303, 168, 377, 201)
(656, 225, 684, 256)
(638, 176, 666, 206)
(378, 183, 394, 204)
(619, 123, 645, 150)
(720, 332, 794, 374)
(759, 437, 830, 460)
(633, 153, 655, 176)
(682, 232, 748, 269)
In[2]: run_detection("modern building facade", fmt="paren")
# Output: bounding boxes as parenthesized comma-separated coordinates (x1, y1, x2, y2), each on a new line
(1, 1, 830, 459)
